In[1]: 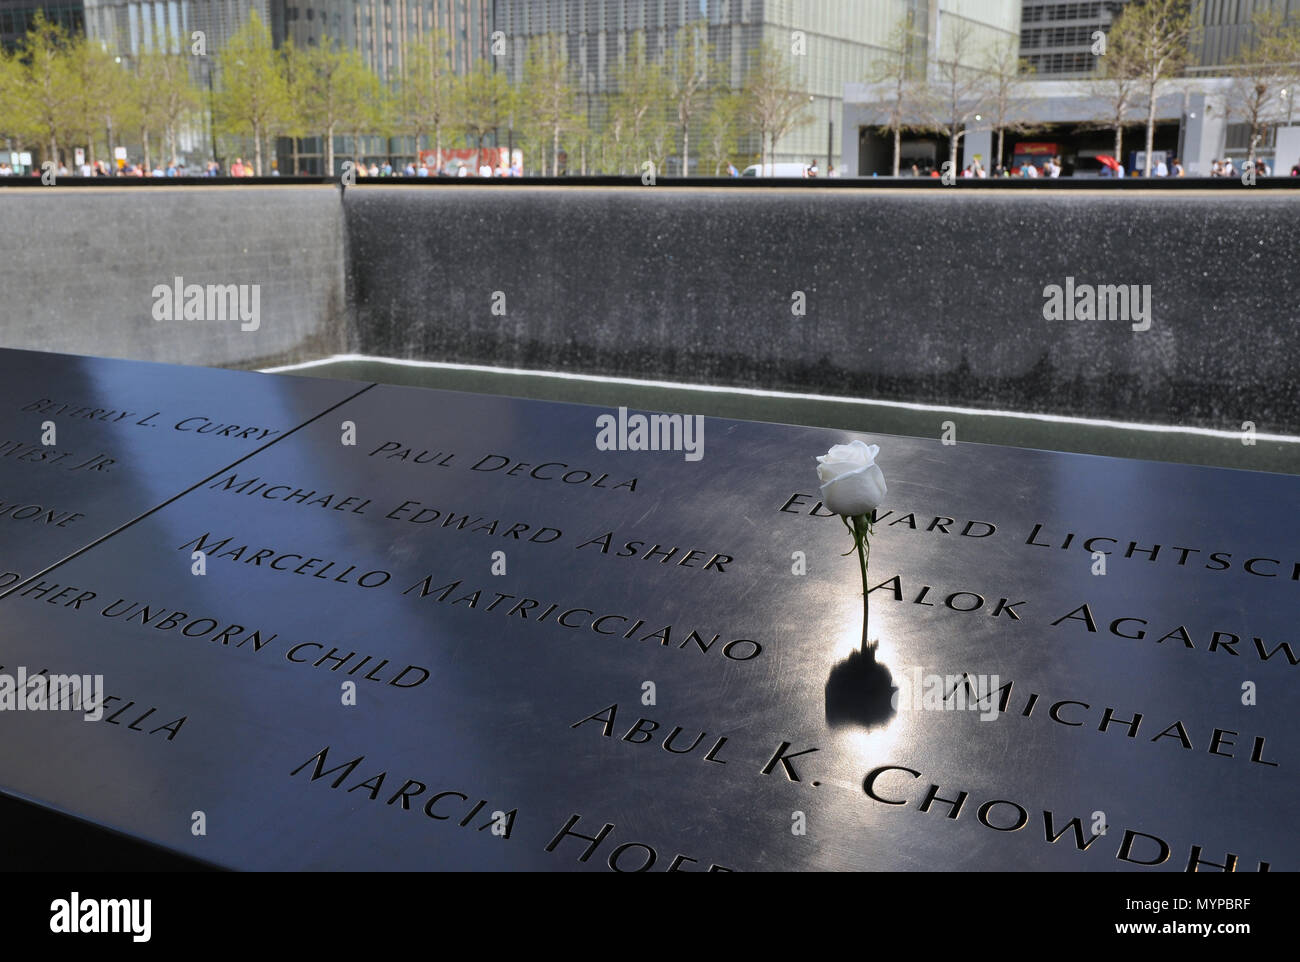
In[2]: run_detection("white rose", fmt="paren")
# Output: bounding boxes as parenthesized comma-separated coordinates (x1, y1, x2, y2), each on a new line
(816, 440, 887, 517)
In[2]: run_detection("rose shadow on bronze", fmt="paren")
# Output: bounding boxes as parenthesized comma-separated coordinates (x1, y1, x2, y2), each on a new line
(825, 641, 898, 729)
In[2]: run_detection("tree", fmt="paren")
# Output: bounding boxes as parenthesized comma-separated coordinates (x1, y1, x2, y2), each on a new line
(985, 35, 1034, 173)
(867, 15, 921, 176)
(396, 30, 454, 172)
(1109, 0, 1195, 176)
(214, 10, 291, 175)
(699, 89, 743, 174)
(571, 110, 594, 175)
(606, 32, 670, 174)
(647, 97, 675, 176)
(454, 60, 514, 170)
(133, 38, 200, 170)
(670, 20, 711, 175)
(292, 36, 378, 175)
(0, 46, 27, 151)
(1226, 9, 1300, 167)
(132, 49, 169, 170)
(1087, 36, 1141, 176)
(743, 39, 812, 173)
(916, 17, 993, 173)
(59, 35, 121, 168)
(522, 34, 580, 176)
(14, 13, 77, 166)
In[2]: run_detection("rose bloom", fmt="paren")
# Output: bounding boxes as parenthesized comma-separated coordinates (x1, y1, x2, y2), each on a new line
(816, 440, 887, 516)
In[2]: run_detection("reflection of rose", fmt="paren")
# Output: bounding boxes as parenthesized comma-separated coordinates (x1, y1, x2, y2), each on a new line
(816, 440, 887, 517)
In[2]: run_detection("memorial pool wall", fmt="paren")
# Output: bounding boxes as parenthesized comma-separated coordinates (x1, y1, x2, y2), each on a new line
(1, 183, 1296, 435)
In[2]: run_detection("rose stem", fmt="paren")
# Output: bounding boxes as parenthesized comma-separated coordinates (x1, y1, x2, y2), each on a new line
(854, 514, 871, 654)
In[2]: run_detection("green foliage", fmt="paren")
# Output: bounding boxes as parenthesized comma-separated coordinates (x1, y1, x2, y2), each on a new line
(670, 20, 711, 175)
(214, 10, 291, 174)
(604, 32, 670, 174)
(0, 47, 24, 146)
(11, 12, 79, 164)
(1108, 0, 1196, 174)
(132, 36, 201, 170)
(699, 89, 744, 175)
(521, 34, 581, 175)
(454, 59, 515, 161)
(289, 35, 382, 174)
(0, 12, 774, 179)
(395, 31, 455, 167)
(743, 39, 811, 172)
(1226, 8, 1300, 161)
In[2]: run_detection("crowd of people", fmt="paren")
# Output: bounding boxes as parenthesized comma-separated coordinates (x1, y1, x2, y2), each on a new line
(2, 153, 1297, 179)
(0, 155, 529, 177)
(0, 158, 210, 177)
(1209, 157, 1295, 176)
(892, 154, 1300, 178)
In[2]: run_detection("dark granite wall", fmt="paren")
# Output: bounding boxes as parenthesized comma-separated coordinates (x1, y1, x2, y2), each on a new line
(0, 184, 1293, 434)
(0, 186, 347, 368)
(344, 187, 1300, 435)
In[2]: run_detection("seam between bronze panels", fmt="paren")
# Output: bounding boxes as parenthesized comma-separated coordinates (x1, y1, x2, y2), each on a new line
(0, 382, 378, 601)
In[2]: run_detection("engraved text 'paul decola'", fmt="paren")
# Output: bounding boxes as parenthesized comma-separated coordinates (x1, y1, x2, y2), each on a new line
(595, 407, 704, 462)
